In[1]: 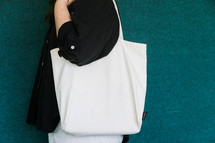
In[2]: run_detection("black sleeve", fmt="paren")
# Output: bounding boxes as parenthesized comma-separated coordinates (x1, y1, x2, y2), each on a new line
(56, 0, 119, 66)
(57, 21, 79, 64)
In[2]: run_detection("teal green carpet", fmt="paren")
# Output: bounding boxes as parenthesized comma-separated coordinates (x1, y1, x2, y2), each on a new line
(0, 0, 215, 142)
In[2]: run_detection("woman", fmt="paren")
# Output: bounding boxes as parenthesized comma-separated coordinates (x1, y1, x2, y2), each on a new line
(26, 0, 129, 142)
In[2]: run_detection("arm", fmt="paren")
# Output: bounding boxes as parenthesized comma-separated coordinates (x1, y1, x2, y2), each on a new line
(53, 0, 119, 66)
(54, 0, 80, 64)
(54, 0, 75, 37)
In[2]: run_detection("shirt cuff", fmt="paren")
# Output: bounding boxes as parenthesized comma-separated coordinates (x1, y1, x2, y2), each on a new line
(57, 20, 80, 64)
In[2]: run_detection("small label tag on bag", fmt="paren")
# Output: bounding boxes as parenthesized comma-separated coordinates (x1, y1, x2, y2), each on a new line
(142, 112, 147, 120)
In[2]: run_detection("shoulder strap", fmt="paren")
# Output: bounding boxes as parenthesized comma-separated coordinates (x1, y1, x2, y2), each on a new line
(112, 0, 124, 40)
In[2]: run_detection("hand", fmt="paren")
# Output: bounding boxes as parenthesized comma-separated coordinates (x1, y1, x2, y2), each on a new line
(56, 0, 76, 7)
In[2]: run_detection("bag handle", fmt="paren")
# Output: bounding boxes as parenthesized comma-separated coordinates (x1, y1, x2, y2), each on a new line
(112, 0, 124, 40)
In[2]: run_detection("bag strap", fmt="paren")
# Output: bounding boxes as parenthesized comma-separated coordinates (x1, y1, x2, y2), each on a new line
(112, 0, 124, 40)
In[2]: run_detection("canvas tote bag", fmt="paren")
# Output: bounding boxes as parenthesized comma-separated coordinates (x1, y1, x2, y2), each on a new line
(50, 0, 147, 136)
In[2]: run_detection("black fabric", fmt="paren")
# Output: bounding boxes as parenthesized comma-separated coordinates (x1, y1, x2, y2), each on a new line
(122, 135, 130, 143)
(26, 21, 60, 132)
(26, 0, 129, 142)
(57, 0, 120, 66)
(142, 111, 147, 121)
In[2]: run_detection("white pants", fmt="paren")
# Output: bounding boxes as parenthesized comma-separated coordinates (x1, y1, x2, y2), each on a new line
(48, 122, 123, 143)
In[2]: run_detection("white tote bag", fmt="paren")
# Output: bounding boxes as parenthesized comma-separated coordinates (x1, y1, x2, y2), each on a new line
(50, 0, 147, 136)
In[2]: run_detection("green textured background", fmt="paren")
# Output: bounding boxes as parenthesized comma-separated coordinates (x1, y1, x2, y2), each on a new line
(0, 0, 215, 142)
